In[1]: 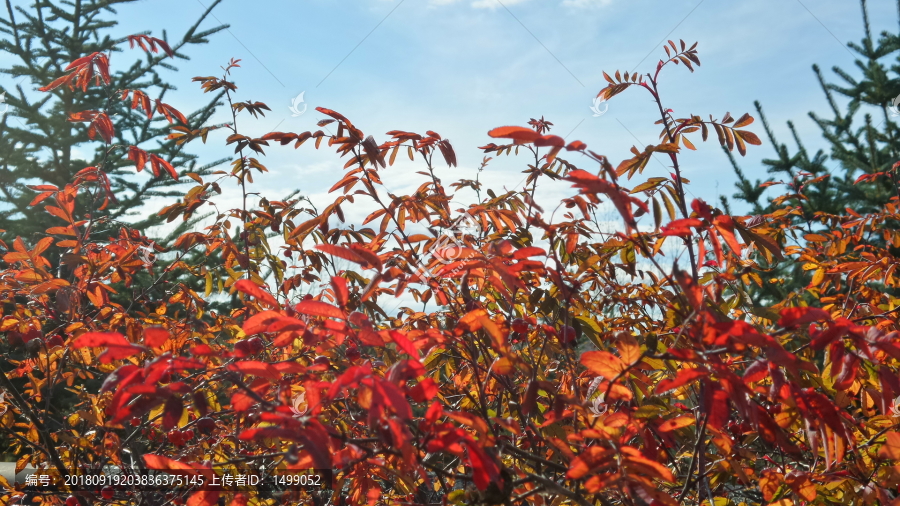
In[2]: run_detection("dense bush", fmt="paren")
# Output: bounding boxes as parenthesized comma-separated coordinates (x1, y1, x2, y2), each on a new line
(1, 25, 900, 506)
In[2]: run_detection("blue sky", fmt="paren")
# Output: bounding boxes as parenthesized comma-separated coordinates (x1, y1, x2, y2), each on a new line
(7, 0, 898, 231)
(103, 0, 897, 222)
(1, 0, 896, 309)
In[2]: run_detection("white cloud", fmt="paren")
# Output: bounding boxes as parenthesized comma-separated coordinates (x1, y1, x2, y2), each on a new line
(470, 0, 530, 9)
(429, 0, 612, 8)
(561, 0, 613, 6)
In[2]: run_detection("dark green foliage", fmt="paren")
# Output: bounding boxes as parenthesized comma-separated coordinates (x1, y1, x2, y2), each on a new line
(728, 0, 900, 303)
(0, 0, 228, 243)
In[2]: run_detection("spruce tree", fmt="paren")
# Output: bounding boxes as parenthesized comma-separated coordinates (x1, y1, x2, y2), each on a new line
(729, 0, 900, 304)
(0, 0, 228, 245)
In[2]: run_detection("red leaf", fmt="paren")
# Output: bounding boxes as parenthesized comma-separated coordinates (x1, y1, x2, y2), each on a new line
(487, 126, 540, 143)
(128, 146, 148, 172)
(231, 392, 256, 412)
(143, 327, 170, 347)
(566, 140, 587, 151)
(713, 215, 743, 255)
(234, 279, 279, 308)
(295, 300, 347, 320)
(69, 110, 115, 143)
(71, 332, 145, 364)
(149, 154, 178, 180)
(330, 276, 349, 308)
(567, 446, 616, 480)
(242, 311, 305, 335)
(466, 442, 500, 491)
(438, 139, 457, 167)
(565, 169, 646, 234)
(512, 246, 546, 259)
(190, 344, 215, 356)
(155, 100, 188, 125)
(534, 134, 565, 147)
(742, 360, 769, 384)
(691, 199, 713, 221)
(655, 368, 708, 394)
(347, 245, 383, 272)
(315, 107, 353, 127)
(705, 386, 730, 430)
(778, 307, 832, 328)
(187, 490, 220, 506)
(674, 268, 703, 311)
(27, 185, 59, 192)
(374, 378, 413, 420)
(409, 378, 438, 402)
(143, 454, 202, 475)
(384, 330, 418, 357)
(314, 244, 378, 270)
(661, 218, 703, 237)
(228, 361, 280, 381)
(833, 352, 859, 391)
(161, 396, 183, 431)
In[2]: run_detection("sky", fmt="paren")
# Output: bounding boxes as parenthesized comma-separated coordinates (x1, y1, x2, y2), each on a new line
(97, 0, 898, 223)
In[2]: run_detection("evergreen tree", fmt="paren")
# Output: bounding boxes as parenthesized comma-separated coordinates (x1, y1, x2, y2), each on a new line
(729, 0, 900, 304)
(0, 0, 228, 245)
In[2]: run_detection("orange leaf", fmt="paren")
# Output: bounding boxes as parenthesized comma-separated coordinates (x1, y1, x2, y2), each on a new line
(128, 146, 148, 172)
(657, 415, 695, 432)
(566, 447, 616, 479)
(234, 279, 279, 308)
(581, 351, 626, 379)
(294, 300, 347, 320)
(228, 360, 280, 381)
(785, 472, 816, 501)
(149, 154, 179, 180)
(534, 134, 565, 147)
(155, 100, 188, 124)
(487, 126, 540, 143)
(877, 431, 900, 460)
(621, 446, 674, 482)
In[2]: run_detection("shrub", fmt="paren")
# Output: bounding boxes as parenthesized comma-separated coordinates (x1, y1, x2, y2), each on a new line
(1, 33, 900, 506)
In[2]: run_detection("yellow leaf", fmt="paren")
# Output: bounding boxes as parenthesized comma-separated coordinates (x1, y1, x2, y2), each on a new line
(810, 268, 825, 288)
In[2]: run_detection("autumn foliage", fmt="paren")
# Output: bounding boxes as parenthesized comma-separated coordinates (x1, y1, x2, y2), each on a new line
(3, 36, 900, 506)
